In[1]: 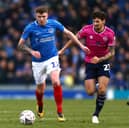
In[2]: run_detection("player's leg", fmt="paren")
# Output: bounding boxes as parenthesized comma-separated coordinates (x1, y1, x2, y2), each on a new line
(84, 79, 96, 96)
(35, 83, 46, 118)
(50, 70, 66, 121)
(84, 63, 97, 95)
(85, 79, 100, 123)
(32, 61, 46, 118)
(92, 76, 109, 123)
(47, 56, 65, 121)
(84, 63, 100, 123)
(91, 61, 110, 123)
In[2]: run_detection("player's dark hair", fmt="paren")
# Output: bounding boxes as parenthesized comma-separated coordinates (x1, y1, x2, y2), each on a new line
(35, 5, 48, 14)
(92, 11, 106, 20)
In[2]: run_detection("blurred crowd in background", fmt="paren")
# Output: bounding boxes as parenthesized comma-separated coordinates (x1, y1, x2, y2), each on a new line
(0, 0, 129, 90)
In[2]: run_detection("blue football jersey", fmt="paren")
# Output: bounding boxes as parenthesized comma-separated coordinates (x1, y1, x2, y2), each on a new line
(21, 19, 65, 62)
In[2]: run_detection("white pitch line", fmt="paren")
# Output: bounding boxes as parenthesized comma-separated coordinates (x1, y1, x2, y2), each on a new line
(0, 110, 19, 114)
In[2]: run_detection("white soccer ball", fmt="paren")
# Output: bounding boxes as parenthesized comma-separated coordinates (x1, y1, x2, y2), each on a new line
(19, 110, 35, 125)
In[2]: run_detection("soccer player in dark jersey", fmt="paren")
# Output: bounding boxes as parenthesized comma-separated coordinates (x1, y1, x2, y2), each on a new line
(59, 11, 116, 123)
(17, 5, 89, 122)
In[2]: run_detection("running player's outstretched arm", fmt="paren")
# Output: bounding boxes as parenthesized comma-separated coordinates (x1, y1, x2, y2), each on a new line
(58, 39, 73, 55)
(91, 46, 115, 64)
(99, 46, 115, 62)
(60, 28, 90, 54)
(18, 38, 41, 58)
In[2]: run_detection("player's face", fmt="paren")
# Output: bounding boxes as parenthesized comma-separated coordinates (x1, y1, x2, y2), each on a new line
(93, 18, 105, 32)
(36, 12, 48, 25)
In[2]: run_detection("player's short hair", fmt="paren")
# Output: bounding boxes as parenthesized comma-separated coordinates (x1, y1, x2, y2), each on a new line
(92, 11, 106, 20)
(35, 5, 48, 14)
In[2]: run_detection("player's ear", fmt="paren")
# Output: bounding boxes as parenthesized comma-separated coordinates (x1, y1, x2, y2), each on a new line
(45, 13, 48, 19)
(103, 19, 106, 24)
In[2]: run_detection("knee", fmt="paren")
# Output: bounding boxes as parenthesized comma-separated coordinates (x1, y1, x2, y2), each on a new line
(98, 90, 106, 95)
(98, 86, 106, 95)
(37, 84, 45, 93)
(52, 80, 60, 86)
(85, 85, 96, 96)
(86, 90, 95, 96)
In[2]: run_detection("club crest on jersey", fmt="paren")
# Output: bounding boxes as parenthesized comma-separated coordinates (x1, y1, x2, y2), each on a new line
(103, 36, 108, 42)
(89, 35, 93, 39)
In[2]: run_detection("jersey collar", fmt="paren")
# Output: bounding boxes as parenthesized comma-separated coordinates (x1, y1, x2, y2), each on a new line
(34, 20, 48, 26)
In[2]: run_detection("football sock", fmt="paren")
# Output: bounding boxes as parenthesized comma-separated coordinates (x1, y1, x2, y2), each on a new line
(35, 90, 43, 113)
(93, 94, 106, 117)
(127, 101, 129, 105)
(53, 85, 63, 114)
(38, 106, 43, 113)
(58, 112, 63, 117)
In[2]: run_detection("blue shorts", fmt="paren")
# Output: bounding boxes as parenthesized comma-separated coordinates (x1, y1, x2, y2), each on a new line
(85, 61, 110, 80)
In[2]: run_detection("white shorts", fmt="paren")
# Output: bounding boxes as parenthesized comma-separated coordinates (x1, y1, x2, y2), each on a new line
(32, 56, 61, 85)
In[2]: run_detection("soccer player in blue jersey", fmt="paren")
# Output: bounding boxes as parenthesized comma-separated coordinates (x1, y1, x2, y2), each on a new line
(18, 5, 90, 122)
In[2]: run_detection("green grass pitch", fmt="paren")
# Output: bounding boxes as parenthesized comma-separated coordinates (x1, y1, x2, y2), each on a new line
(0, 99, 129, 128)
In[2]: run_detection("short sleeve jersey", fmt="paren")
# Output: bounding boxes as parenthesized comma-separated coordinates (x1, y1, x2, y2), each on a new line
(21, 19, 64, 62)
(77, 24, 115, 63)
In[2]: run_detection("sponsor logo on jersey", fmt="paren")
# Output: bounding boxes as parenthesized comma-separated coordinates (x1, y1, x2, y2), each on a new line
(39, 36, 55, 43)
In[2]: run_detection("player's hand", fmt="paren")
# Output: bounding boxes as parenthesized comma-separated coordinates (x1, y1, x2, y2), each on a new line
(81, 46, 90, 54)
(91, 56, 100, 64)
(31, 50, 41, 58)
(58, 49, 64, 56)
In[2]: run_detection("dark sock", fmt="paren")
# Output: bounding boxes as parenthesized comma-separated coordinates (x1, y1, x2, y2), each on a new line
(127, 101, 129, 105)
(58, 112, 63, 117)
(93, 94, 106, 117)
(38, 106, 43, 113)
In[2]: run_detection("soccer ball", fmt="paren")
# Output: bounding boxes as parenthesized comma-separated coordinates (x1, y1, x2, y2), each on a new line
(19, 110, 35, 125)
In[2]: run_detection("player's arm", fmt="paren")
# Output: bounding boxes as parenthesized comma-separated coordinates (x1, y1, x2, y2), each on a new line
(18, 38, 41, 58)
(18, 38, 33, 54)
(99, 46, 115, 62)
(91, 46, 115, 64)
(58, 39, 73, 55)
(59, 28, 90, 55)
(58, 32, 84, 54)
